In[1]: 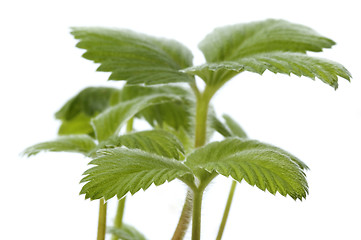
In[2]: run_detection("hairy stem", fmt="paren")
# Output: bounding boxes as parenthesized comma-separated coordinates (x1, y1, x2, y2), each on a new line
(97, 199, 107, 240)
(171, 190, 193, 240)
(172, 84, 216, 240)
(191, 190, 204, 240)
(216, 181, 237, 240)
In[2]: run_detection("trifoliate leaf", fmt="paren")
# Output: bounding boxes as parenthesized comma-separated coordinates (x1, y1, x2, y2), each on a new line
(71, 27, 193, 85)
(195, 19, 351, 89)
(22, 135, 96, 157)
(80, 148, 193, 200)
(92, 130, 185, 160)
(185, 137, 308, 200)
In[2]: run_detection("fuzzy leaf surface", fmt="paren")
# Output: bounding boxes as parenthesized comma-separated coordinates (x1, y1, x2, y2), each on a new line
(92, 94, 178, 142)
(92, 130, 185, 160)
(71, 27, 193, 85)
(81, 148, 193, 200)
(22, 135, 96, 157)
(196, 19, 351, 89)
(186, 138, 308, 200)
(199, 19, 335, 62)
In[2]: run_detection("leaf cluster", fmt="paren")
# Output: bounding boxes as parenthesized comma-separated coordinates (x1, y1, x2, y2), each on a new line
(24, 17, 352, 207)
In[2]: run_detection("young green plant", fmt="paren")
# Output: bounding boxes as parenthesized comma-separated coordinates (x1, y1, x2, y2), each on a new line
(72, 19, 351, 240)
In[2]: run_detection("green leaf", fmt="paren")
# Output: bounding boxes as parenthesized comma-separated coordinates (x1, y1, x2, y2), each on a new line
(57, 113, 95, 136)
(199, 19, 335, 62)
(182, 62, 244, 88)
(56, 87, 120, 120)
(92, 130, 185, 160)
(119, 85, 196, 133)
(80, 148, 193, 200)
(210, 115, 233, 138)
(185, 138, 308, 200)
(209, 114, 247, 139)
(121, 85, 196, 153)
(108, 224, 147, 240)
(195, 19, 351, 89)
(71, 27, 194, 85)
(234, 52, 351, 89)
(22, 135, 96, 157)
(92, 94, 178, 142)
(159, 123, 195, 155)
(222, 114, 247, 138)
(56, 87, 120, 136)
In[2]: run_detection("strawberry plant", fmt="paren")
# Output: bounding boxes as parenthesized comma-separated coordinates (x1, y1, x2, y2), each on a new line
(23, 19, 351, 240)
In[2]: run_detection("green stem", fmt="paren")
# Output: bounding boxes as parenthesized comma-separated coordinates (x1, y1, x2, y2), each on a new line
(111, 197, 126, 240)
(171, 85, 215, 240)
(126, 117, 134, 133)
(171, 190, 193, 240)
(97, 199, 107, 240)
(191, 190, 204, 240)
(190, 81, 201, 100)
(194, 86, 214, 148)
(216, 181, 237, 240)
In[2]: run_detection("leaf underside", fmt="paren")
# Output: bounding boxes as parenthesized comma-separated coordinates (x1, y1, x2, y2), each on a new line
(186, 137, 308, 200)
(80, 148, 193, 200)
(22, 135, 96, 157)
(71, 27, 194, 85)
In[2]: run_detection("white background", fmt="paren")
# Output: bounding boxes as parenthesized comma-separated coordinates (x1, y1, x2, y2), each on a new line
(1, 0, 360, 239)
